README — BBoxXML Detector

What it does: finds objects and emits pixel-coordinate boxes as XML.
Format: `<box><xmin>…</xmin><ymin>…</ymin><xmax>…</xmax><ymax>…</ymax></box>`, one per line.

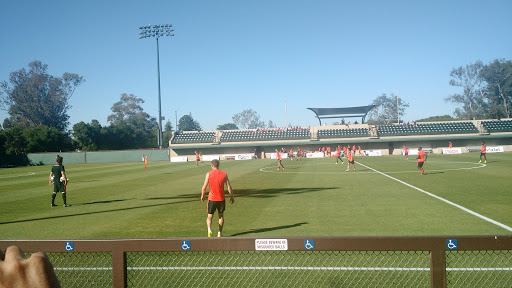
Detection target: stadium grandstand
<box><xmin>169</xmin><ymin>119</ymin><xmax>512</xmax><ymax>161</ymax></box>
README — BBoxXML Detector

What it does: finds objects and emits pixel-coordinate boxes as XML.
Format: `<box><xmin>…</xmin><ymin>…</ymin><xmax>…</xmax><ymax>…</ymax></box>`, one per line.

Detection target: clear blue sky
<box><xmin>1</xmin><ymin>0</ymin><xmax>511</xmax><ymax>131</ymax></box>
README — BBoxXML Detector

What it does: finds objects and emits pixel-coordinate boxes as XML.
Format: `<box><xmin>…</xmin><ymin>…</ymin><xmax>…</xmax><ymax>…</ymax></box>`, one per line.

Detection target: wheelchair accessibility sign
<box><xmin>447</xmin><ymin>239</ymin><xmax>458</xmax><ymax>250</ymax></box>
<box><xmin>65</xmin><ymin>242</ymin><xmax>74</xmax><ymax>251</ymax></box>
<box><xmin>304</xmin><ymin>240</ymin><xmax>315</xmax><ymax>250</ymax></box>
<box><xmin>181</xmin><ymin>240</ymin><xmax>191</xmax><ymax>251</ymax></box>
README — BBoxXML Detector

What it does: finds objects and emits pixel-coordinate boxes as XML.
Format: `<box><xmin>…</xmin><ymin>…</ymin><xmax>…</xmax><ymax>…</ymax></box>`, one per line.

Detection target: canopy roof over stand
<box><xmin>307</xmin><ymin>105</ymin><xmax>377</xmax><ymax>125</ymax></box>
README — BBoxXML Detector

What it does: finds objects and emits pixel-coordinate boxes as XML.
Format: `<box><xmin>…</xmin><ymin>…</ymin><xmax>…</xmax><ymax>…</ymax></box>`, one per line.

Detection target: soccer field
<box><xmin>1</xmin><ymin>152</ymin><xmax>512</xmax><ymax>239</ymax></box>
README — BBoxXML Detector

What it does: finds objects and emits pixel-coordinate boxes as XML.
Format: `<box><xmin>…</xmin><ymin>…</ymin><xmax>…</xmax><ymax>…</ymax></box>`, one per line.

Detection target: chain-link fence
<box><xmin>3</xmin><ymin>236</ymin><xmax>511</xmax><ymax>288</ymax></box>
<box><xmin>27</xmin><ymin>252</ymin><xmax>112</xmax><ymax>288</ymax></box>
<box><xmin>127</xmin><ymin>251</ymin><xmax>430</xmax><ymax>287</ymax></box>
<box><xmin>446</xmin><ymin>250</ymin><xmax>512</xmax><ymax>287</ymax></box>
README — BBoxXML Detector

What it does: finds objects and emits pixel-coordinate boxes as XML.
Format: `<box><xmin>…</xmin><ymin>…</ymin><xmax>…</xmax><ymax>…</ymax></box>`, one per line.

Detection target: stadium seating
<box><xmin>377</xmin><ymin>122</ymin><xmax>478</xmax><ymax>136</ymax></box>
<box><xmin>481</xmin><ymin>120</ymin><xmax>512</xmax><ymax>132</ymax></box>
<box><xmin>317</xmin><ymin>128</ymin><xmax>370</xmax><ymax>139</ymax></box>
<box><xmin>171</xmin><ymin>131</ymin><xmax>216</xmax><ymax>144</ymax></box>
<box><xmin>220</xmin><ymin>129</ymin><xmax>311</xmax><ymax>142</ymax></box>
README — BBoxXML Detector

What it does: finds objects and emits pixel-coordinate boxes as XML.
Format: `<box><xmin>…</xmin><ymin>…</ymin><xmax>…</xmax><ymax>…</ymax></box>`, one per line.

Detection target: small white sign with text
<box><xmin>255</xmin><ymin>239</ymin><xmax>288</xmax><ymax>250</ymax></box>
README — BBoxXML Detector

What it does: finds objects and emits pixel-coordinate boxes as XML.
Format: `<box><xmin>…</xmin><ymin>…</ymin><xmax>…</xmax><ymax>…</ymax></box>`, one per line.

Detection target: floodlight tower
<box><xmin>139</xmin><ymin>24</ymin><xmax>174</xmax><ymax>149</ymax></box>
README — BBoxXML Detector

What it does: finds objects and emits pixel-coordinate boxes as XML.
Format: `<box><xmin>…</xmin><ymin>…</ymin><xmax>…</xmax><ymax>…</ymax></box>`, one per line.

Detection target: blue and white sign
<box><xmin>304</xmin><ymin>240</ymin><xmax>315</xmax><ymax>250</ymax></box>
<box><xmin>447</xmin><ymin>239</ymin><xmax>458</xmax><ymax>250</ymax></box>
<box><xmin>181</xmin><ymin>240</ymin><xmax>191</xmax><ymax>251</ymax></box>
<box><xmin>65</xmin><ymin>242</ymin><xmax>74</xmax><ymax>251</ymax></box>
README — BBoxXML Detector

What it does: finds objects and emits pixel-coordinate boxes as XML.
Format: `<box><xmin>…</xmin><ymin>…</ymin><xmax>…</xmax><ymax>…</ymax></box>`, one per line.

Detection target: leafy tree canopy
<box><xmin>217</xmin><ymin>123</ymin><xmax>238</xmax><ymax>130</ymax></box>
<box><xmin>0</xmin><ymin>61</ymin><xmax>84</xmax><ymax>131</ymax></box>
<box><xmin>178</xmin><ymin>113</ymin><xmax>202</xmax><ymax>131</ymax></box>
<box><xmin>367</xmin><ymin>93</ymin><xmax>409</xmax><ymax>124</ymax></box>
<box><xmin>232</xmin><ymin>109</ymin><xmax>265</xmax><ymax>129</ymax></box>
<box><xmin>415</xmin><ymin>115</ymin><xmax>455</xmax><ymax>122</ymax></box>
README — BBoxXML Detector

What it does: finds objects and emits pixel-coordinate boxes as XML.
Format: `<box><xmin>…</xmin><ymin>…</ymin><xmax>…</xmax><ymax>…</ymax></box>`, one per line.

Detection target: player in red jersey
<box><xmin>346</xmin><ymin>149</ymin><xmax>356</xmax><ymax>172</ymax></box>
<box><xmin>276</xmin><ymin>149</ymin><xmax>285</xmax><ymax>170</ymax></box>
<box><xmin>416</xmin><ymin>147</ymin><xmax>428</xmax><ymax>175</ymax></box>
<box><xmin>479</xmin><ymin>142</ymin><xmax>487</xmax><ymax>163</ymax></box>
<box><xmin>195</xmin><ymin>151</ymin><xmax>200</xmax><ymax>167</ymax></box>
<box><xmin>201</xmin><ymin>159</ymin><xmax>234</xmax><ymax>237</ymax></box>
<box><xmin>403</xmin><ymin>145</ymin><xmax>409</xmax><ymax>160</ymax></box>
<box><xmin>358</xmin><ymin>145</ymin><xmax>362</xmax><ymax>156</ymax></box>
<box><xmin>335</xmin><ymin>145</ymin><xmax>344</xmax><ymax>164</ymax></box>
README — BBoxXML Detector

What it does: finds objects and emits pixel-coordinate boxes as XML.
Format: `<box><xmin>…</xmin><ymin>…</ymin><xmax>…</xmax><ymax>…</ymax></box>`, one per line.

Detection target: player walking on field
<box><xmin>275</xmin><ymin>149</ymin><xmax>285</xmax><ymax>170</ymax></box>
<box><xmin>335</xmin><ymin>145</ymin><xmax>344</xmax><ymax>164</ymax></box>
<box><xmin>346</xmin><ymin>149</ymin><xmax>356</xmax><ymax>172</ymax></box>
<box><xmin>479</xmin><ymin>142</ymin><xmax>487</xmax><ymax>163</ymax></box>
<box><xmin>201</xmin><ymin>159</ymin><xmax>234</xmax><ymax>237</ymax></box>
<box><xmin>417</xmin><ymin>147</ymin><xmax>427</xmax><ymax>175</ymax></box>
<box><xmin>49</xmin><ymin>156</ymin><xmax>69</xmax><ymax>207</ymax></box>
<box><xmin>195</xmin><ymin>151</ymin><xmax>200</xmax><ymax>166</ymax></box>
<box><xmin>403</xmin><ymin>145</ymin><xmax>409</xmax><ymax>160</ymax></box>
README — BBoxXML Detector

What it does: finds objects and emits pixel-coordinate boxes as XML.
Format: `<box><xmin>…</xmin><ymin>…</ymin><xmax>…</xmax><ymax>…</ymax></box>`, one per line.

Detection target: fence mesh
<box><xmin>43</xmin><ymin>252</ymin><xmax>112</xmax><ymax>287</ymax></box>
<box><xmin>126</xmin><ymin>250</ymin><xmax>430</xmax><ymax>287</ymax></box>
<box><xmin>446</xmin><ymin>250</ymin><xmax>512</xmax><ymax>288</ymax></box>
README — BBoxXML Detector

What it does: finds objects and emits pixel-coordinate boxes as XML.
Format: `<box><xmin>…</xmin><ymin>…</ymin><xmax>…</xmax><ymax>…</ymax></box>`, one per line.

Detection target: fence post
<box><xmin>430</xmin><ymin>248</ymin><xmax>446</xmax><ymax>288</ymax></box>
<box><xmin>112</xmin><ymin>249</ymin><xmax>127</xmax><ymax>288</ymax></box>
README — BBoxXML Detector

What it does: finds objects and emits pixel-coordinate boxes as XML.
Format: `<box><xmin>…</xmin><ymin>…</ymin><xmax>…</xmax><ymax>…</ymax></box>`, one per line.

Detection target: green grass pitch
<box><xmin>1</xmin><ymin>152</ymin><xmax>511</xmax><ymax>239</ymax></box>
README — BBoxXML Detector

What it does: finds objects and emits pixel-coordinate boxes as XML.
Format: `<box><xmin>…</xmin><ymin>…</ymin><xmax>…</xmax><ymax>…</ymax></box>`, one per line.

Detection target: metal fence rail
<box><xmin>1</xmin><ymin>236</ymin><xmax>511</xmax><ymax>288</ymax></box>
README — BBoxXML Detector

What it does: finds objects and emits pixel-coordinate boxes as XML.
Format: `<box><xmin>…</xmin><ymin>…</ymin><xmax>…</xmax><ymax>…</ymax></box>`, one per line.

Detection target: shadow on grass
<box><xmin>424</xmin><ymin>171</ymin><xmax>445</xmax><ymax>175</ymax></box>
<box><xmin>74</xmin><ymin>198</ymin><xmax>135</xmax><ymax>206</ymax></box>
<box><xmin>0</xmin><ymin>187</ymin><xmax>336</xmax><ymax>225</ymax></box>
<box><xmin>231</xmin><ymin>222</ymin><xmax>308</xmax><ymax>236</ymax></box>
<box><xmin>146</xmin><ymin>187</ymin><xmax>338</xmax><ymax>201</ymax></box>
<box><xmin>0</xmin><ymin>200</ymin><xmax>194</xmax><ymax>225</ymax></box>
<box><xmin>234</xmin><ymin>187</ymin><xmax>337</xmax><ymax>198</ymax></box>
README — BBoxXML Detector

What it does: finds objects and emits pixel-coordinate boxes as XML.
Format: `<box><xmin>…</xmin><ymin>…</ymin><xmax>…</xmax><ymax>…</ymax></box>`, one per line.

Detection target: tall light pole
<box><xmin>139</xmin><ymin>24</ymin><xmax>174</xmax><ymax>148</ymax></box>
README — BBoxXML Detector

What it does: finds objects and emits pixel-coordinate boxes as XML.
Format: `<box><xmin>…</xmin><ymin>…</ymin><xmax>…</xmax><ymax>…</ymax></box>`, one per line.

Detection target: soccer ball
<box><xmin>60</xmin><ymin>176</ymin><xmax>65</xmax><ymax>182</ymax></box>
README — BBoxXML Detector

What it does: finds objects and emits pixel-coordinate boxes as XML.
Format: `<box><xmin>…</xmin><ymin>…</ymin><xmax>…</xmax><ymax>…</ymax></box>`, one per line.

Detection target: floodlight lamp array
<box><xmin>139</xmin><ymin>24</ymin><xmax>174</xmax><ymax>39</ymax></box>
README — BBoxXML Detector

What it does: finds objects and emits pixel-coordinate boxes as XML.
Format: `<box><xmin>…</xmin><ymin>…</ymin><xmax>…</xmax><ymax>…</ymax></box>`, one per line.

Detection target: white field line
<box><xmin>259</xmin><ymin>161</ymin><xmax>485</xmax><ymax>174</ymax></box>
<box><xmin>356</xmin><ymin>162</ymin><xmax>512</xmax><ymax>233</ymax></box>
<box><xmin>54</xmin><ymin>266</ymin><xmax>512</xmax><ymax>271</ymax></box>
<box><xmin>0</xmin><ymin>172</ymin><xmax>35</xmax><ymax>179</ymax></box>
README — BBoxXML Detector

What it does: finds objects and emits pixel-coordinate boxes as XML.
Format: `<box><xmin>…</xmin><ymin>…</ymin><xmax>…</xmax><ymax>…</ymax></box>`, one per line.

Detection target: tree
<box><xmin>162</xmin><ymin>120</ymin><xmax>174</xmax><ymax>147</ymax></box>
<box><xmin>107</xmin><ymin>93</ymin><xmax>158</xmax><ymax>148</ymax></box>
<box><xmin>232</xmin><ymin>109</ymin><xmax>265</xmax><ymax>129</ymax></box>
<box><xmin>217</xmin><ymin>123</ymin><xmax>238</xmax><ymax>130</ymax></box>
<box><xmin>1</xmin><ymin>127</ymin><xmax>26</xmax><ymax>155</ymax></box>
<box><xmin>367</xmin><ymin>93</ymin><xmax>409</xmax><ymax>124</ymax></box>
<box><xmin>23</xmin><ymin>125</ymin><xmax>73</xmax><ymax>153</ymax></box>
<box><xmin>178</xmin><ymin>114</ymin><xmax>202</xmax><ymax>131</ymax></box>
<box><xmin>267</xmin><ymin>120</ymin><xmax>276</xmax><ymax>128</ymax></box>
<box><xmin>72</xmin><ymin>120</ymin><xmax>102</xmax><ymax>151</ymax></box>
<box><xmin>479</xmin><ymin>59</ymin><xmax>512</xmax><ymax>119</ymax></box>
<box><xmin>415</xmin><ymin>115</ymin><xmax>455</xmax><ymax>122</ymax></box>
<box><xmin>0</xmin><ymin>61</ymin><xmax>84</xmax><ymax>131</ymax></box>
<box><xmin>445</xmin><ymin>61</ymin><xmax>486</xmax><ymax>120</ymax></box>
